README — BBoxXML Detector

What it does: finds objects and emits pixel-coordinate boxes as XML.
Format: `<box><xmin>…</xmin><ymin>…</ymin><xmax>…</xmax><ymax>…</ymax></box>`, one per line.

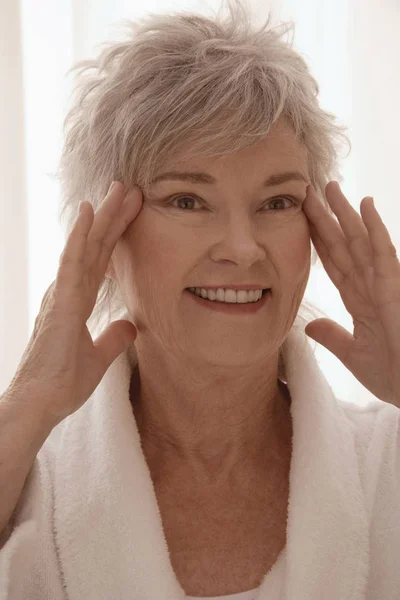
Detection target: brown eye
<box><xmin>168</xmin><ymin>195</ymin><xmax>203</xmax><ymax>210</ymax></box>
<box><xmin>264</xmin><ymin>196</ymin><xmax>297</xmax><ymax>211</ymax></box>
<box><xmin>164</xmin><ymin>195</ymin><xmax>298</xmax><ymax>212</ymax></box>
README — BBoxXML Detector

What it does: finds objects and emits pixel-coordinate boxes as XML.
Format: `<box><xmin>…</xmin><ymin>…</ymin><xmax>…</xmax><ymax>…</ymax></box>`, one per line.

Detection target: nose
<box><xmin>210</xmin><ymin>220</ymin><xmax>266</xmax><ymax>266</ymax></box>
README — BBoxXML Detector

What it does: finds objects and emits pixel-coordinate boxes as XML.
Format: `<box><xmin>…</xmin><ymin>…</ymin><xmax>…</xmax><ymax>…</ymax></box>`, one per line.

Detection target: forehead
<box><xmin>161</xmin><ymin>118</ymin><xmax>308</xmax><ymax>176</ymax></box>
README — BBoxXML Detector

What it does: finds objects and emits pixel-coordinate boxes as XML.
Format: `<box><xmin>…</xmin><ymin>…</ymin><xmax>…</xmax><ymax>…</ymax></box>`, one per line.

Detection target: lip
<box><xmin>186</xmin><ymin>285</ymin><xmax>269</xmax><ymax>291</ymax></box>
<box><xmin>184</xmin><ymin>288</ymin><xmax>271</xmax><ymax>314</ymax></box>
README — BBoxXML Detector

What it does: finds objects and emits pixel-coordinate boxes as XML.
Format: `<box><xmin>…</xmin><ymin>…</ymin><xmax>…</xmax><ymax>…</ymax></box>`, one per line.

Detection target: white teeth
<box><xmin>188</xmin><ymin>287</ymin><xmax>265</xmax><ymax>303</ymax></box>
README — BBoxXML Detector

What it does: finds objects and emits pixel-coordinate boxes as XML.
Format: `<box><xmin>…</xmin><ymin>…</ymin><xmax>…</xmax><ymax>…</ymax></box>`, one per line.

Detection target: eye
<box><xmin>262</xmin><ymin>196</ymin><xmax>298</xmax><ymax>211</ymax></box>
<box><xmin>166</xmin><ymin>195</ymin><xmax>298</xmax><ymax>211</ymax></box>
<box><xmin>168</xmin><ymin>195</ymin><xmax>204</xmax><ymax>211</ymax></box>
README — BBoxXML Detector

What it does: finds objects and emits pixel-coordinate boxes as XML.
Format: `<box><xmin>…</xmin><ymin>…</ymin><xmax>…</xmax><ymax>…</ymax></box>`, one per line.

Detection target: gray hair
<box><xmin>52</xmin><ymin>0</ymin><xmax>350</xmax><ymax>364</ymax></box>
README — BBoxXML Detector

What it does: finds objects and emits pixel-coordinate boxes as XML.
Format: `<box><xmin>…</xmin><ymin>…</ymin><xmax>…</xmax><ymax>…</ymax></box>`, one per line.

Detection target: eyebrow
<box><xmin>149</xmin><ymin>170</ymin><xmax>308</xmax><ymax>187</ymax></box>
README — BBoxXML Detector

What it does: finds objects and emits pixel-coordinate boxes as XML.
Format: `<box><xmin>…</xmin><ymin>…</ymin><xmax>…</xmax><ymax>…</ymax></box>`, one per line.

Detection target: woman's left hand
<box><xmin>302</xmin><ymin>181</ymin><xmax>400</xmax><ymax>407</ymax></box>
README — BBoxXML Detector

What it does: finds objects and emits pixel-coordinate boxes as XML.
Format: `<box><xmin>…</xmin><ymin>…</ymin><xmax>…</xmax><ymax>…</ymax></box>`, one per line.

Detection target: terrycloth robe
<box><xmin>1</xmin><ymin>310</ymin><xmax>400</xmax><ymax>599</ymax></box>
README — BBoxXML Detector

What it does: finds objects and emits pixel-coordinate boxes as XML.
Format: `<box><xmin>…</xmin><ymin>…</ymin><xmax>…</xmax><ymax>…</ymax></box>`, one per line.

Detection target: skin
<box><xmin>107</xmin><ymin>117</ymin><xmax>311</xmax><ymax>491</ymax></box>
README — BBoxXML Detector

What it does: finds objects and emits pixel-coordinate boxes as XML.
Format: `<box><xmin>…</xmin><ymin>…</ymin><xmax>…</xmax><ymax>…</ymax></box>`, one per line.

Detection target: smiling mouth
<box><xmin>185</xmin><ymin>287</ymin><xmax>270</xmax><ymax>293</ymax></box>
<box><xmin>185</xmin><ymin>288</ymin><xmax>270</xmax><ymax>302</ymax></box>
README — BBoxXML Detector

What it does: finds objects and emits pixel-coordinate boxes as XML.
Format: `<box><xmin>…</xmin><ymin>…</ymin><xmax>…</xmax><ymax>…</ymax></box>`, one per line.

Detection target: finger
<box><xmin>305</xmin><ymin>186</ymin><xmax>385</xmax><ymax>308</ymax></box>
<box><xmin>360</xmin><ymin>197</ymin><xmax>400</xmax><ymax>282</ymax></box>
<box><xmin>56</xmin><ymin>200</ymin><xmax>95</xmax><ymax>293</ymax></box>
<box><xmin>86</xmin><ymin>184</ymin><xmax>142</xmax><ymax>276</ymax></box>
<box><xmin>308</xmin><ymin>221</ymin><xmax>343</xmax><ymax>288</ymax></box>
<box><xmin>360</xmin><ymin>201</ymin><xmax>400</xmax><ymax>359</ymax></box>
<box><xmin>94</xmin><ymin>185</ymin><xmax>143</xmax><ymax>275</ymax></box>
<box><xmin>33</xmin><ymin>281</ymin><xmax>57</xmax><ymax>335</ymax></box>
<box><xmin>40</xmin><ymin>281</ymin><xmax>56</xmax><ymax>308</ymax></box>
<box><xmin>324</xmin><ymin>182</ymin><xmax>374</xmax><ymax>270</ymax></box>
<box><xmin>303</xmin><ymin>185</ymin><xmax>353</xmax><ymax>276</ymax></box>
<box><xmin>85</xmin><ymin>182</ymin><xmax>126</xmax><ymax>268</ymax></box>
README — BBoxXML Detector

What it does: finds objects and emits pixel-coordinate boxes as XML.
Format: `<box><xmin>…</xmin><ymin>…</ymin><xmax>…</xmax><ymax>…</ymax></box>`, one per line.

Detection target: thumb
<box><xmin>305</xmin><ymin>318</ymin><xmax>353</xmax><ymax>366</ymax></box>
<box><xmin>94</xmin><ymin>319</ymin><xmax>138</xmax><ymax>370</ymax></box>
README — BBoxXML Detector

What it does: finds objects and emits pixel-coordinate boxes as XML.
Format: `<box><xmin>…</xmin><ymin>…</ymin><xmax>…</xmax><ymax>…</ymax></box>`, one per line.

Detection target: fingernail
<box><xmin>108</xmin><ymin>181</ymin><xmax>118</xmax><ymax>194</ymax></box>
<box><xmin>333</xmin><ymin>181</ymin><xmax>341</xmax><ymax>191</ymax></box>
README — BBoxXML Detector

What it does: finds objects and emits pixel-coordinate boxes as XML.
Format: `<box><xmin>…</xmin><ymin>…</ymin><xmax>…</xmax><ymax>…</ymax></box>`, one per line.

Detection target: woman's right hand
<box><xmin>6</xmin><ymin>181</ymin><xmax>142</xmax><ymax>428</ymax></box>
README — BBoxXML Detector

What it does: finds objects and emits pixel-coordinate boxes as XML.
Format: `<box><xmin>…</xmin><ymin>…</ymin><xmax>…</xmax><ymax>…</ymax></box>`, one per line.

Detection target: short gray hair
<box><xmin>53</xmin><ymin>0</ymin><xmax>350</xmax><ymax>345</ymax></box>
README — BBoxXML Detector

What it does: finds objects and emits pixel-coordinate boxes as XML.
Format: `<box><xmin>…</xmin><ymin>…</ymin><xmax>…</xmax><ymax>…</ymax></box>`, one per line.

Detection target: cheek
<box><xmin>291</xmin><ymin>226</ymin><xmax>312</xmax><ymax>296</ymax></box>
<box><xmin>274</xmin><ymin>220</ymin><xmax>311</xmax><ymax>295</ymax></box>
<box><xmin>277</xmin><ymin>216</ymin><xmax>310</xmax><ymax>259</ymax></box>
<box><xmin>123</xmin><ymin>211</ymin><xmax>195</xmax><ymax>281</ymax></box>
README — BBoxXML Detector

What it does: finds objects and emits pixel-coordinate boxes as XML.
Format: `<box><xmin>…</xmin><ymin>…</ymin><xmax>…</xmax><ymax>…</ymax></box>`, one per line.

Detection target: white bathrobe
<box><xmin>1</xmin><ymin>310</ymin><xmax>400</xmax><ymax>600</ymax></box>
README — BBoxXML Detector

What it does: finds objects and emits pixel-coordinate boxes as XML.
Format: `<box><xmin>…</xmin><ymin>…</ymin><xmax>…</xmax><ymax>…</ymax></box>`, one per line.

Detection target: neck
<box><xmin>130</xmin><ymin>365</ymin><xmax>292</xmax><ymax>488</ymax></box>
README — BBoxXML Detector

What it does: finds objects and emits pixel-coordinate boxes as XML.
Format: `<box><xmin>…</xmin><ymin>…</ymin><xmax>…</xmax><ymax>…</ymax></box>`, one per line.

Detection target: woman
<box><xmin>1</xmin><ymin>1</ymin><xmax>400</xmax><ymax>599</ymax></box>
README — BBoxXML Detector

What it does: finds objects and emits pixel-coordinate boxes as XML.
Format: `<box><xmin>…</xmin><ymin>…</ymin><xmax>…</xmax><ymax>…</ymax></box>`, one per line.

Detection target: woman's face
<box><xmin>109</xmin><ymin>119</ymin><xmax>312</xmax><ymax>367</ymax></box>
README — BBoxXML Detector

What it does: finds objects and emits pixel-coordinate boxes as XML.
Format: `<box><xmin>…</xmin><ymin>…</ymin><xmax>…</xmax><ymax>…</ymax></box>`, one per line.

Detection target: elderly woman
<box><xmin>1</xmin><ymin>1</ymin><xmax>400</xmax><ymax>599</ymax></box>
